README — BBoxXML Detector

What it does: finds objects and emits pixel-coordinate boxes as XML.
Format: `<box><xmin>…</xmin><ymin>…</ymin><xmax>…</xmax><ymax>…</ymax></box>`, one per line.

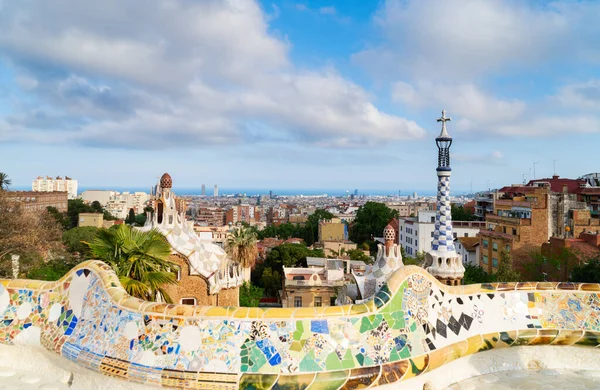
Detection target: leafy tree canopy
<box><xmin>346</xmin><ymin>249</ymin><xmax>373</xmax><ymax>264</ymax></box>
<box><xmin>62</xmin><ymin>226</ymin><xmax>100</xmax><ymax>257</ymax></box>
<box><xmin>451</xmin><ymin>204</ymin><xmax>477</xmax><ymax>222</ymax></box>
<box><xmin>570</xmin><ymin>255</ymin><xmax>600</xmax><ymax>283</ymax></box>
<box><xmin>463</xmin><ymin>264</ymin><xmax>496</xmax><ymax>285</ymax></box>
<box><xmin>239</xmin><ymin>281</ymin><xmax>264</xmax><ymax>307</ymax></box>
<box><xmin>495</xmin><ymin>250</ymin><xmax>521</xmax><ymax>283</ymax></box>
<box><xmin>349</xmin><ymin>202</ymin><xmax>399</xmax><ymax>246</ymax></box>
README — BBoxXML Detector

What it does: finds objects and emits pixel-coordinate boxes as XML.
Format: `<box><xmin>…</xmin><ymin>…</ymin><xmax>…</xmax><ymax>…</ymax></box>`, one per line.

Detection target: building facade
<box><xmin>399</xmin><ymin>210</ymin><xmax>484</xmax><ymax>257</ymax></box>
<box><xmin>8</xmin><ymin>191</ymin><xmax>68</xmax><ymax>213</ymax></box>
<box><xmin>78</xmin><ymin>213</ymin><xmax>104</xmax><ymax>228</ymax></box>
<box><xmin>281</xmin><ymin>267</ymin><xmax>345</xmax><ymax>308</ymax></box>
<box><xmin>32</xmin><ymin>176</ymin><xmax>78</xmax><ymax>200</ymax></box>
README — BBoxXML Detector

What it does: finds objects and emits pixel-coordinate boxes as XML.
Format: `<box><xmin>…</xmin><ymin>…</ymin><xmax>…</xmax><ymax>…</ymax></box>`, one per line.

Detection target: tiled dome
<box><xmin>160</xmin><ymin>173</ymin><xmax>173</xmax><ymax>189</ymax></box>
<box><xmin>383</xmin><ymin>224</ymin><xmax>395</xmax><ymax>241</ymax></box>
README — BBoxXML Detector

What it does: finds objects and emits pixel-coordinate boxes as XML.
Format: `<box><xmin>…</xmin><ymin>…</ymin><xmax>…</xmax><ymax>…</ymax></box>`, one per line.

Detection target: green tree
<box><xmin>103</xmin><ymin>210</ymin><xmax>118</xmax><ymax>221</ymax></box>
<box><xmin>495</xmin><ymin>250</ymin><xmax>521</xmax><ymax>282</ymax></box>
<box><xmin>451</xmin><ymin>204</ymin><xmax>476</xmax><ymax>221</ymax></box>
<box><xmin>27</xmin><ymin>254</ymin><xmax>83</xmax><ymax>281</ymax></box>
<box><xmin>239</xmin><ymin>281</ymin><xmax>264</xmax><ymax>307</ymax></box>
<box><xmin>134</xmin><ymin>213</ymin><xmax>147</xmax><ymax>226</ymax></box>
<box><xmin>349</xmin><ymin>202</ymin><xmax>399</xmax><ymax>247</ymax></box>
<box><xmin>522</xmin><ymin>248</ymin><xmax>579</xmax><ymax>282</ymax></box>
<box><xmin>259</xmin><ymin>267</ymin><xmax>282</xmax><ymax>297</ymax></box>
<box><xmin>85</xmin><ymin>224</ymin><xmax>176</xmax><ymax>302</ymax></box>
<box><xmin>403</xmin><ymin>251</ymin><xmax>425</xmax><ymax>266</ymax></box>
<box><xmin>46</xmin><ymin>206</ymin><xmax>70</xmax><ymax>230</ymax></box>
<box><xmin>225</xmin><ymin>227</ymin><xmax>258</xmax><ymax>281</ymax></box>
<box><xmin>67</xmin><ymin>199</ymin><xmax>96</xmax><ymax>229</ymax></box>
<box><xmin>570</xmin><ymin>255</ymin><xmax>600</xmax><ymax>283</ymax></box>
<box><xmin>346</xmin><ymin>249</ymin><xmax>373</xmax><ymax>264</ymax></box>
<box><xmin>62</xmin><ymin>226</ymin><xmax>100</xmax><ymax>257</ymax></box>
<box><xmin>0</xmin><ymin>172</ymin><xmax>11</xmax><ymax>191</ymax></box>
<box><xmin>91</xmin><ymin>201</ymin><xmax>103</xmax><ymax>213</ymax></box>
<box><xmin>463</xmin><ymin>264</ymin><xmax>496</xmax><ymax>285</ymax></box>
<box><xmin>125</xmin><ymin>208</ymin><xmax>136</xmax><ymax>224</ymax></box>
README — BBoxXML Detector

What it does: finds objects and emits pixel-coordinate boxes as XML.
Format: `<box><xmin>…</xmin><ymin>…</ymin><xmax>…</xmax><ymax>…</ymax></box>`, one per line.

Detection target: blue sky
<box><xmin>1</xmin><ymin>0</ymin><xmax>600</xmax><ymax>194</ymax></box>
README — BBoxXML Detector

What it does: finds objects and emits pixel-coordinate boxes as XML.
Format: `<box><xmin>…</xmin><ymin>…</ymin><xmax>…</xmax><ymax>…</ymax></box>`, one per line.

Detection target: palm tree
<box><xmin>86</xmin><ymin>224</ymin><xmax>177</xmax><ymax>302</ymax></box>
<box><xmin>0</xmin><ymin>173</ymin><xmax>11</xmax><ymax>191</ymax></box>
<box><xmin>225</xmin><ymin>226</ymin><xmax>258</xmax><ymax>281</ymax></box>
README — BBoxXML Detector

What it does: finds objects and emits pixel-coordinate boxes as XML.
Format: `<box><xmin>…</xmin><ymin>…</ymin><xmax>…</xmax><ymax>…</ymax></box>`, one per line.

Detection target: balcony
<box><xmin>486</xmin><ymin>214</ymin><xmax>531</xmax><ymax>226</ymax></box>
<box><xmin>284</xmin><ymin>279</ymin><xmax>345</xmax><ymax>288</ymax></box>
<box><xmin>495</xmin><ymin>199</ymin><xmax>532</xmax><ymax>208</ymax></box>
<box><xmin>452</xmin><ymin>221</ymin><xmax>486</xmax><ymax>227</ymax></box>
<box><xmin>479</xmin><ymin>229</ymin><xmax>517</xmax><ymax>241</ymax></box>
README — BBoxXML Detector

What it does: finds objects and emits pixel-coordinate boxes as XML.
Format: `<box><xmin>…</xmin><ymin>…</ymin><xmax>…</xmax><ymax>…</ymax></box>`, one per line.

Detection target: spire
<box><xmin>436</xmin><ymin>109</ymin><xmax>452</xmax><ymax>139</ymax></box>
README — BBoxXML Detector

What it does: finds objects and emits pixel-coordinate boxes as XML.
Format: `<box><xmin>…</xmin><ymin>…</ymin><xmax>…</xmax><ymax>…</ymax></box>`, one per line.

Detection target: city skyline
<box><xmin>1</xmin><ymin>0</ymin><xmax>600</xmax><ymax>190</ymax></box>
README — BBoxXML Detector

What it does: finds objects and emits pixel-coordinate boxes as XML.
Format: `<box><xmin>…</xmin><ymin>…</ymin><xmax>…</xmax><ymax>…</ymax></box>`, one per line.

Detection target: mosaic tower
<box><xmin>426</xmin><ymin>110</ymin><xmax>465</xmax><ymax>286</ymax></box>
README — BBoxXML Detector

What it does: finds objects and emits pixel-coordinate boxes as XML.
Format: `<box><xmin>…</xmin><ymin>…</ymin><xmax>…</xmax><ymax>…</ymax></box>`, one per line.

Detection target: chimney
<box><xmin>553</xmin><ymin>175</ymin><xmax>559</xmax><ymax>180</ymax></box>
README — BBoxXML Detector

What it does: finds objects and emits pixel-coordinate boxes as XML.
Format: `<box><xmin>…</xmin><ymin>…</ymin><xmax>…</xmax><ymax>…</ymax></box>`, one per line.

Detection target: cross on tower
<box><xmin>437</xmin><ymin>109</ymin><xmax>451</xmax><ymax>136</ymax></box>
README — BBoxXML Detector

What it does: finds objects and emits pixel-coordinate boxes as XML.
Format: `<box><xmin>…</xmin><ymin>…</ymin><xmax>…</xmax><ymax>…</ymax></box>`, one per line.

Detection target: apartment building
<box><xmin>32</xmin><ymin>176</ymin><xmax>78</xmax><ymax>200</ymax></box>
<box><xmin>225</xmin><ymin>204</ymin><xmax>260</xmax><ymax>225</ymax></box>
<box><xmin>398</xmin><ymin>210</ymin><xmax>485</xmax><ymax>257</ymax></box>
<box><xmin>195</xmin><ymin>207</ymin><xmax>226</xmax><ymax>227</ymax></box>
<box><xmin>7</xmin><ymin>191</ymin><xmax>68</xmax><ymax>213</ymax></box>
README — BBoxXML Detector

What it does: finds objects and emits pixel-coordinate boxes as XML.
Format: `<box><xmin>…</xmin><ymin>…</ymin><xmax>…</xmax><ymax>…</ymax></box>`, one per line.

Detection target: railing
<box><xmin>479</xmin><ymin>229</ymin><xmax>518</xmax><ymax>241</ymax></box>
<box><xmin>452</xmin><ymin>221</ymin><xmax>486</xmax><ymax>227</ymax></box>
<box><xmin>495</xmin><ymin>199</ymin><xmax>531</xmax><ymax>208</ymax></box>
<box><xmin>486</xmin><ymin>214</ymin><xmax>531</xmax><ymax>226</ymax></box>
<box><xmin>284</xmin><ymin>279</ymin><xmax>345</xmax><ymax>287</ymax></box>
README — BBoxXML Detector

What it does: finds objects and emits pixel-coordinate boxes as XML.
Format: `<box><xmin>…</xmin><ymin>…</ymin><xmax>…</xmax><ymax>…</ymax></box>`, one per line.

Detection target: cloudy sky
<box><xmin>1</xmin><ymin>0</ymin><xmax>600</xmax><ymax>193</ymax></box>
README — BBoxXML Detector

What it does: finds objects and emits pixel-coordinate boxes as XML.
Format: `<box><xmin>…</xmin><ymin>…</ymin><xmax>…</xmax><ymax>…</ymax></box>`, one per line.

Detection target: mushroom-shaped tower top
<box><xmin>383</xmin><ymin>224</ymin><xmax>395</xmax><ymax>242</ymax></box>
<box><xmin>160</xmin><ymin>173</ymin><xmax>173</xmax><ymax>189</ymax></box>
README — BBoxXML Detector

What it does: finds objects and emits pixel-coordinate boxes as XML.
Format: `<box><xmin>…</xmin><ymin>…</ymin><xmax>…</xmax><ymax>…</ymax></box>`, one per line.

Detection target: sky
<box><xmin>1</xmin><ymin>0</ymin><xmax>600</xmax><ymax>194</ymax></box>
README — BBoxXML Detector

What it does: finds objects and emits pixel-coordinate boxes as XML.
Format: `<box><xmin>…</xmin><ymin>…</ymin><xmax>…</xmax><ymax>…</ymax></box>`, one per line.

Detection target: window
<box><xmin>492</xmin><ymin>242</ymin><xmax>498</xmax><ymax>252</ymax></box>
<box><xmin>415</xmin><ymin>231</ymin><xmax>418</xmax><ymax>236</ymax></box>
<box><xmin>431</xmin><ymin>216</ymin><xmax>435</xmax><ymax>223</ymax></box>
<box><xmin>483</xmin><ymin>239</ymin><xmax>489</xmax><ymax>249</ymax></box>
<box><xmin>453</xmin><ymin>232</ymin><xmax>457</xmax><ymax>239</ymax></box>
<box><xmin>294</xmin><ymin>297</ymin><xmax>302</xmax><ymax>307</ymax></box>
<box><xmin>314</xmin><ymin>296</ymin><xmax>322</xmax><ymax>307</ymax></box>
<box><xmin>431</xmin><ymin>232</ymin><xmax>434</xmax><ymax>237</ymax></box>
<box><xmin>505</xmin><ymin>245</ymin><xmax>511</xmax><ymax>253</ymax></box>
<box><xmin>181</xmin><ymin>298</ymin><xmax>196</xmax><ymax>305</ymax></box>
<box><xmin>174</xmin><ymin>266</ymin><xmax>181</xmax><ymax>281</ymax></box>
<box><xmin>492</xmin><ymin>258</ymin><xmax>498</xmax><ymax>267</ymax></box>
<box><xmin>483</xmin><ymin>255</ymin><xmax>489</xmax><ymax>264</ymax></box>
<box><xmin>464</xmin><ymin>233</ymin><xmax>468</xmax><ymax>237</ymax></box>
<box><xmin>512</xmin><ymin>228</ymin><xmax>517</xmax><ymax>235</ymax></box>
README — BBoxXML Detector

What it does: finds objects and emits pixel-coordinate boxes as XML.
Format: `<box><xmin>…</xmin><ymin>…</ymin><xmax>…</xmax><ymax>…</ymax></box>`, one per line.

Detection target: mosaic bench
<box><xmin>1</xmin><ymin>260</ymin><xmax>599</xmax><ymax>389</ymax></box>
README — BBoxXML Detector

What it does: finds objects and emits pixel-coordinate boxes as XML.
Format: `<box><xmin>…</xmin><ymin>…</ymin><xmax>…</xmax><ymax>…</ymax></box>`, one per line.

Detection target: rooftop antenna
<box><xmin>533</xmin><ymin>162</ymin><xmax>539</xmax><ymax>180</ymax></box>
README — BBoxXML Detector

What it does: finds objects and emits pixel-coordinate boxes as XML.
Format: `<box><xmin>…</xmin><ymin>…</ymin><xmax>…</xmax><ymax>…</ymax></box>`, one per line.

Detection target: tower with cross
<box><xmin>425</xmin><ymin>110</ymin><xmax>465</xmax><ymax>286</ymax></box>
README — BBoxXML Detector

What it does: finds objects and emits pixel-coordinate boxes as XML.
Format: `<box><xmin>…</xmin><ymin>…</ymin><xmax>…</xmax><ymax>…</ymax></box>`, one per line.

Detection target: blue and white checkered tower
<box><xmin>426</xmin><ymin>110</ymin><xmax>465</xmax><ymax>286</ymax></box>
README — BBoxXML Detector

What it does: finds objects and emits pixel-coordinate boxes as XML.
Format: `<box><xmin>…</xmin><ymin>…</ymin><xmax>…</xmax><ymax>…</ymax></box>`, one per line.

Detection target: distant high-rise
<box><xmin>32</xmin><ymin>175</ymin><xmax>78</xmax><ymax>200</ymax></box>
<box><xmin>269</xmin><ymin>190</ymin><xmax>273</xmax><ymax>199</ymax></box>
<box><xmin>214</xmin><ymin>185</ymin><xmax>219</xmax><ymax>197</ymax></box>
<box><xmin>201</xmin><ymin>184</ymin><xmax>206</xmax><ymax>196</ymax></box>
<box><xmin>353</xmin><ymin>189</ymin><xmax>358</xmax><ymax>196</ymax></box>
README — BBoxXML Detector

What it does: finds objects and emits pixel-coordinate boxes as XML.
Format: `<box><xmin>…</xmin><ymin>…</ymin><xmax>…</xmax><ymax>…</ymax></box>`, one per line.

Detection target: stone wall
<box><xmin>1</xmin><ymin>261</ymin><xmax>600</xmax><ymax>389</ymax></box>
<box><xmin>163</xmin><ymin>254</ymin><xmax>239</xmax><ymax>306</ymax></box>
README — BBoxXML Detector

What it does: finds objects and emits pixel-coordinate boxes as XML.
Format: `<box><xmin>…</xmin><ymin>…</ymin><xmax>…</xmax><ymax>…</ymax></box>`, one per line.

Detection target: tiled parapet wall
<box><xmin>1</xmin><ymin>261</ymin><xmax>600</xmax><ymax>389</ymax></box>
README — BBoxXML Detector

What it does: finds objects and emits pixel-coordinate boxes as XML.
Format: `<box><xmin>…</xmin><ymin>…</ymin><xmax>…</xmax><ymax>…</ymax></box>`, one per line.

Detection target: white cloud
<box><xmin>354</xmin><ymin>0</ymin><xmax>600</xmax><ymax>80</ymax></box>
<box><xmin>555</xmin><ymin>80</ymin><xmax>600</xmax><ymax>110</ymax></box>
<box><xmin>319</xmin><ymin>6</ymin><xmax>336</xmax><ymax>15</ymax></box>
<box><xmin>392</xmin><ymin>81</ymin><xmax>526</xmax><ymax>124</ymax></box>
<box><xmin>0</xmin><ymin>0</ymin><xmax>424</xmax><ymax>149</ymax></box>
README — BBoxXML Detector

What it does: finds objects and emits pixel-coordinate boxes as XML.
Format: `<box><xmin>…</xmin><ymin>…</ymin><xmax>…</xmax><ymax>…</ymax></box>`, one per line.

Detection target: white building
<box><xmin>104</xmin><ymin>191</ymin><xmax>149</xmax><ymax>219</ymax></box>
<box><xmin>455</xmin><ymin>237</ymin><xmax>480</xmax><ymax>266</ymax></box>
<box><xmin>81</xmin><ymin>190</ymin><xmax>115</xmax><ymax>206</ymax></box>
<box><xmin>32</xmin><ymin>176</ymin><xmax>78</xmax><ymax>200</ymax></box>
<box><xmin>399</xmin><ymin>210</ymin><xmax>485</xmax><ymax>257</ymax></box>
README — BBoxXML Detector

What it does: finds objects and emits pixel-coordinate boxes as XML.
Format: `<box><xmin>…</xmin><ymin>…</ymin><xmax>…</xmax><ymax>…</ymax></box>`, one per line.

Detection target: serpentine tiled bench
<box><xmin>1</xmin><ymin>260</ymin><xmax>599</xmax><ymax>389</ymax></box>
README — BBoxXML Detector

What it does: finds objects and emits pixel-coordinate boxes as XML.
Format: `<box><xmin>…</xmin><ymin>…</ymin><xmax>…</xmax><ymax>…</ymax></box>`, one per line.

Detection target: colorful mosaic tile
<box><xmin>1</xmin><ymin>261</ymin><xmax>600</xmax><ymax>388</ymax></box>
